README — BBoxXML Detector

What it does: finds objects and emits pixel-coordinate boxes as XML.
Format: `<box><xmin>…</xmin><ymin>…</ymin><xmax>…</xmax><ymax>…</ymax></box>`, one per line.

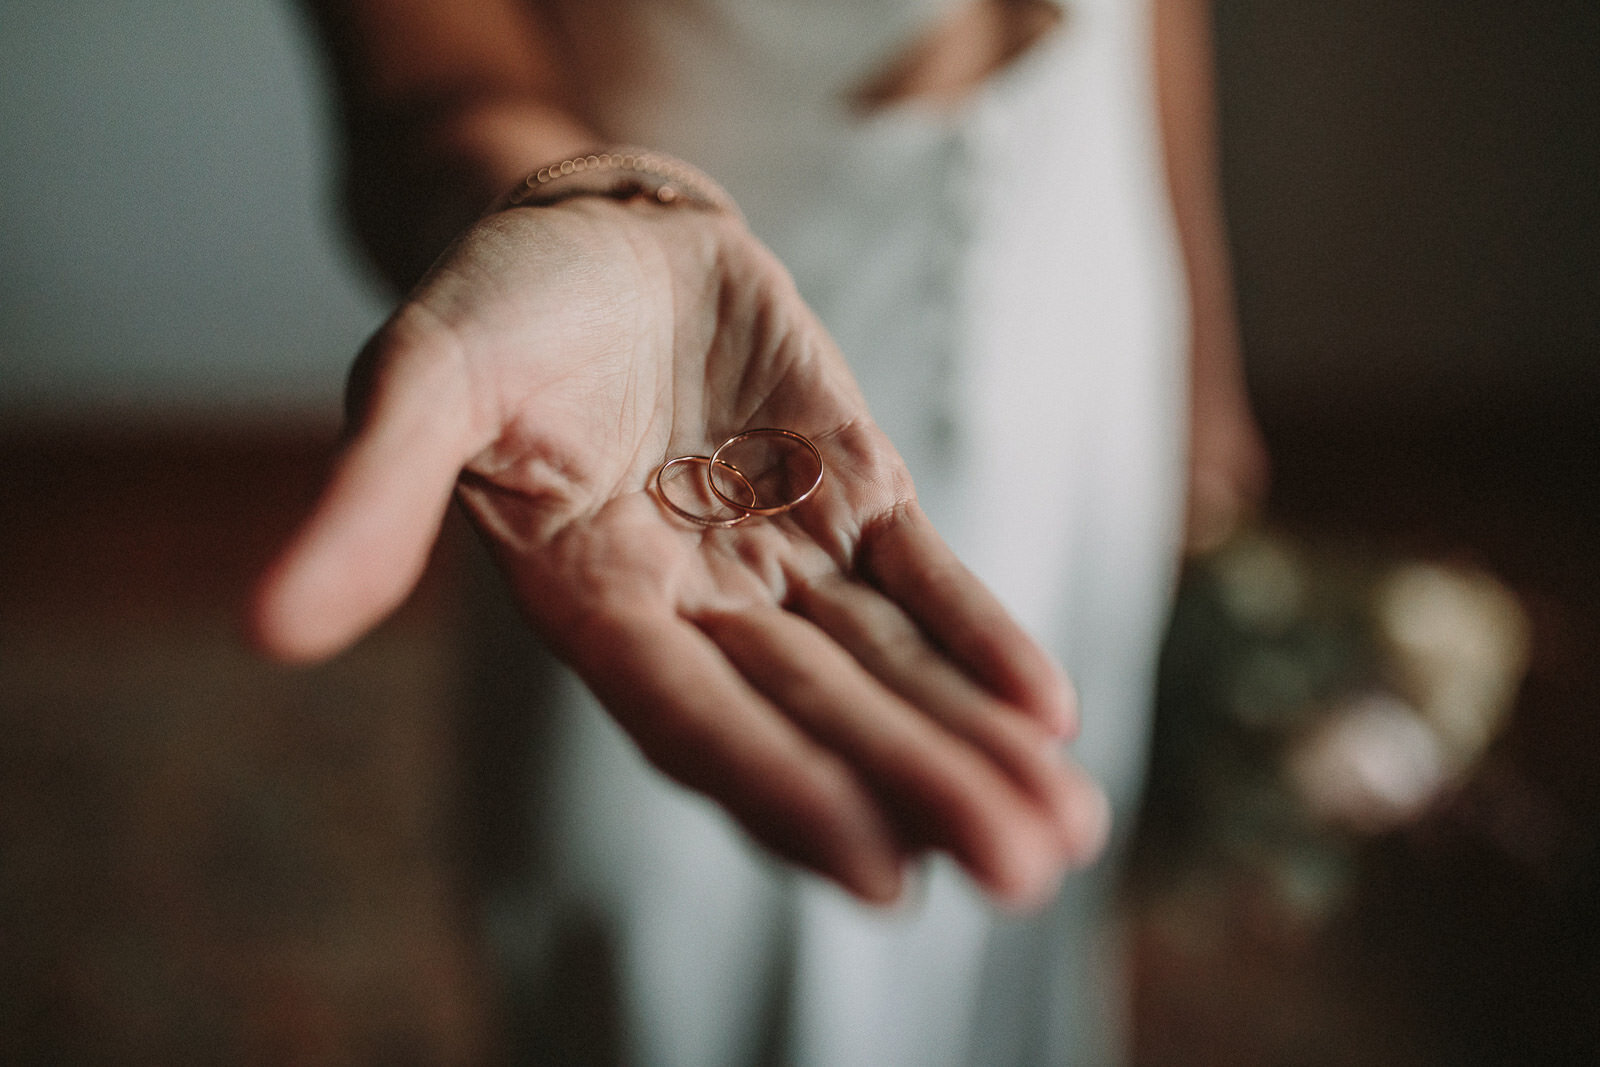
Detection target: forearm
<box><xmin>299</xmin><ymin>0</ymin><xmax>598</xmax><ymax>289</ymax></box>
<box><xmin>1153</xmin><ymin>0</ymin><xmax>1243</xmax><ymax>393</ymax></box>
<box><xmin>1155</xmin><ymin>0</ymin><xmax>1269</xmax><ymax>548</ymax></box>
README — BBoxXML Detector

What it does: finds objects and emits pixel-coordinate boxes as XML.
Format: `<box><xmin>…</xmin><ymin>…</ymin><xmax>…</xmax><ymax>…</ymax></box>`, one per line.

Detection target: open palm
<box><xmin>252</xmin><ymin>199</ymin><xmax>1108</xmax><ymax>907</ymax></box>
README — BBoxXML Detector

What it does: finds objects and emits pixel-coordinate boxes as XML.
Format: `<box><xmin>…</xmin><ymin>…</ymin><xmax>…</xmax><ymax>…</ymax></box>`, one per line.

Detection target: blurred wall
<box><xmin>0</xmin><ymin>0</ymin><xmax>381</xmax><ymax>422</ymax></box>
<box><xmin>1216</xmin><ymin>0</ymin><xmax>1600</xmax><ymax>426</ymax></box>
<box><xmin>2</xmin><ymin>1</ymin><xmax>1595</xmax><ymax>426</ymax></box>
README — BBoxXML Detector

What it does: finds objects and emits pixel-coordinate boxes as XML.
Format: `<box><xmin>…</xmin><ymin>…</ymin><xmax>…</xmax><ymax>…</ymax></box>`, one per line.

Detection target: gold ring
<box><xmin>654</xmin><ymin>455</ymin><xmax>756</xmax><ymax>528</ymax></box>
<box><xmin>708</xmin><ymin>428</ymin><xmax>825</xmax><ymax>517</ymax></box>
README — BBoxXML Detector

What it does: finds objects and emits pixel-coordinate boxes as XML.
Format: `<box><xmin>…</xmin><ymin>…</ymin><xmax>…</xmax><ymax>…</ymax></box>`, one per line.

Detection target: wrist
<box><xmin>428</xmin><ymin>99</ymin><xmax>600</xmax><ymax>207</ymax></box>
<box><xmin>343</xmin><ymin>97</ymin><xmax>602</xmax><ymax>291</ymax></box>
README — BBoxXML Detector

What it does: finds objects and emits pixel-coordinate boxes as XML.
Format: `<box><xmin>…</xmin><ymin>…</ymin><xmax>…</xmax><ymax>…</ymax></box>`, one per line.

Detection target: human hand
<box><xmin>1185</xmin><ymin>352</ymin><xmax>1271</xmax><ymax>556</ymax></box>
<box><xmin>251</xmin><ymin>198</ymin><xmax>1109</xmax><ymax>908</ymax></box>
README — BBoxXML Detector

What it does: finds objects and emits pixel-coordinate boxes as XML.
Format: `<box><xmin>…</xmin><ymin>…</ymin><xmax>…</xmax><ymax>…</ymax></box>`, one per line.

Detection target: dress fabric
<box><xmin>491</xmin><ymin>1</ymin><xmax>1189</xmax><ymax>1063</ymax></box>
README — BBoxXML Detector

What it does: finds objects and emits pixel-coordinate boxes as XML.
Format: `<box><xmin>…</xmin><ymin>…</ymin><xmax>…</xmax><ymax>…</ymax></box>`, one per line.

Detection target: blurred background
<box><xmin>2</xmin><ymin>1</ymin><xmax>1597</xmax><ymax>1062</ymax></box>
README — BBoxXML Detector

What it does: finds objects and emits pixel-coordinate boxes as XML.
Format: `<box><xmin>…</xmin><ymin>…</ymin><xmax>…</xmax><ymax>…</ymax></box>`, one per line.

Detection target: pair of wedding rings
<box><xmin>654</xmin><ymin>428</ymin><xmax>825</xmax><ymax>528</ymax></box>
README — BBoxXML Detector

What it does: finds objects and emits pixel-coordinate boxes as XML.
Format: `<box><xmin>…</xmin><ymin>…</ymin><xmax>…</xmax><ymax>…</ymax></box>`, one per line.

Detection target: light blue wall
<box><xmin>0</xmin><ymin>1</ymin><xmax>384</xmax><ymax>421</ymax></box>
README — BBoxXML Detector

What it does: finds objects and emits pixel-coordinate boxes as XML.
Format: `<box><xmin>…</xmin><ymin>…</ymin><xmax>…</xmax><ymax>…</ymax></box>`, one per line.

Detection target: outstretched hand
<box><xmin>251</xmin><ymin>198</ymin><xmax>1109</xmax><ymax>908</ymax></box>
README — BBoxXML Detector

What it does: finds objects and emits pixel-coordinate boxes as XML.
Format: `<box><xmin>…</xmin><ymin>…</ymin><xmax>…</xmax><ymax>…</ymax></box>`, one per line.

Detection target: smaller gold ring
<box><xmin>708</xmin><ymin>428</ymin><xmax>825</xmax><ymax>517</ymax></box>
<box><xmin>654</xmin><ymin>455</ymin><xmax>756</xmax><ymax>528</ymax></box>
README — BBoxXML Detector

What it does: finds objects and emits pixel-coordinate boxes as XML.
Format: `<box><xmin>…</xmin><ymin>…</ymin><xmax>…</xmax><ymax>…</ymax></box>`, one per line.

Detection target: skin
<box><xmin>255</xmin><ymin>0</ymin><xmax>1261</xmax><ymax>908</ymax></box>
<box><xmin>1154</xmin><ymin>0</ymin><xmax>1272</xmax><ymax>554</ymax></box>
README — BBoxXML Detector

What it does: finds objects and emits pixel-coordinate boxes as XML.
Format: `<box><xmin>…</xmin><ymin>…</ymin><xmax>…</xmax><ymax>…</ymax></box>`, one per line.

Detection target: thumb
<box><xmin>249</xmin><ymin>324</ymin><xmax>482</xmax><ymax>662</ymax></box>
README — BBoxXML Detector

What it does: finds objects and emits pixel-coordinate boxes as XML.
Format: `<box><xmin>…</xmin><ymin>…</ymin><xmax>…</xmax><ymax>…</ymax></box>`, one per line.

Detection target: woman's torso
<box><xmin>501</xmin><ymin>4</ymin><xmax>1190</xmax><ymax>1063</ymax></box>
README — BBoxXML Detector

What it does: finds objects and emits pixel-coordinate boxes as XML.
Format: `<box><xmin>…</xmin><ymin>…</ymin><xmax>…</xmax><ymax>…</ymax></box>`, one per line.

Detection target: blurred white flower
<box><xmin>1377</xmin><ymin>563</ymin><xmax>1529</xmax><ymax>764</ymax></box>
<box><xmin>1289</xmin><ymin>693</ymin><xmax>1447</xmax><ymax>833</ymax></box>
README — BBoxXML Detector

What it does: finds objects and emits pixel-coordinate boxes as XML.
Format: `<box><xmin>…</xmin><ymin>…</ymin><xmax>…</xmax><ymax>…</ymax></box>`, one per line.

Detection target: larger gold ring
<box><xmin>708</xmin><ymin>428</ymin><xmax>825</xmax><ymax>517</ymax></box>
<box><xmin>654</xmin><ymin>455</ymin><xmax>756</xmax><ymax>528</ymax></box>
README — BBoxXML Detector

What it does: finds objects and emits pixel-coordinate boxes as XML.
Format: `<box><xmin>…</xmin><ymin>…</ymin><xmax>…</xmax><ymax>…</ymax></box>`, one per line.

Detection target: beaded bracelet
<box><xmin>497</xmin><ymin>148</ymin><xmax>738</xmax><ymax>215</ymax></box>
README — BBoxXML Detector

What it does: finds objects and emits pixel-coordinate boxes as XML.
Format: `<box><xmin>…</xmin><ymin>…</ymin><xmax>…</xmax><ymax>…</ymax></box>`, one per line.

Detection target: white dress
<box><xmin>489</xmin><ymin>1</ymin><xmax>1189</xmax><ymax>1063</ymax></box>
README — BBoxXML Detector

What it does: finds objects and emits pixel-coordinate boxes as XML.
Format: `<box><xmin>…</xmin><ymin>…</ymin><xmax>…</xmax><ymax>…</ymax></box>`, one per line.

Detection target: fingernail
<box><xmin>1066</xmin><ymin>786</ymin><xmax>1112</xmax><ymax>868</ymax></box>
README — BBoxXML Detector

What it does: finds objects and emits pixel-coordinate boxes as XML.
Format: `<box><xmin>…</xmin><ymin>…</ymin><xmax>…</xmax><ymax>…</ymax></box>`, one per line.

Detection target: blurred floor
<box><xmin>0</xmin><ymin>425</ymin><xmax>491</xmax><ymax>1064</ymax></box>
<box><xmin>1128</xmin><ymin>394</ymin><xmax>1600</xmax><ymax>1066</ymax></box>
<box><xmin>2</xmin><ymin>414</ymin><xmax>1597</xmax><ymax>1063</ymax></box>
